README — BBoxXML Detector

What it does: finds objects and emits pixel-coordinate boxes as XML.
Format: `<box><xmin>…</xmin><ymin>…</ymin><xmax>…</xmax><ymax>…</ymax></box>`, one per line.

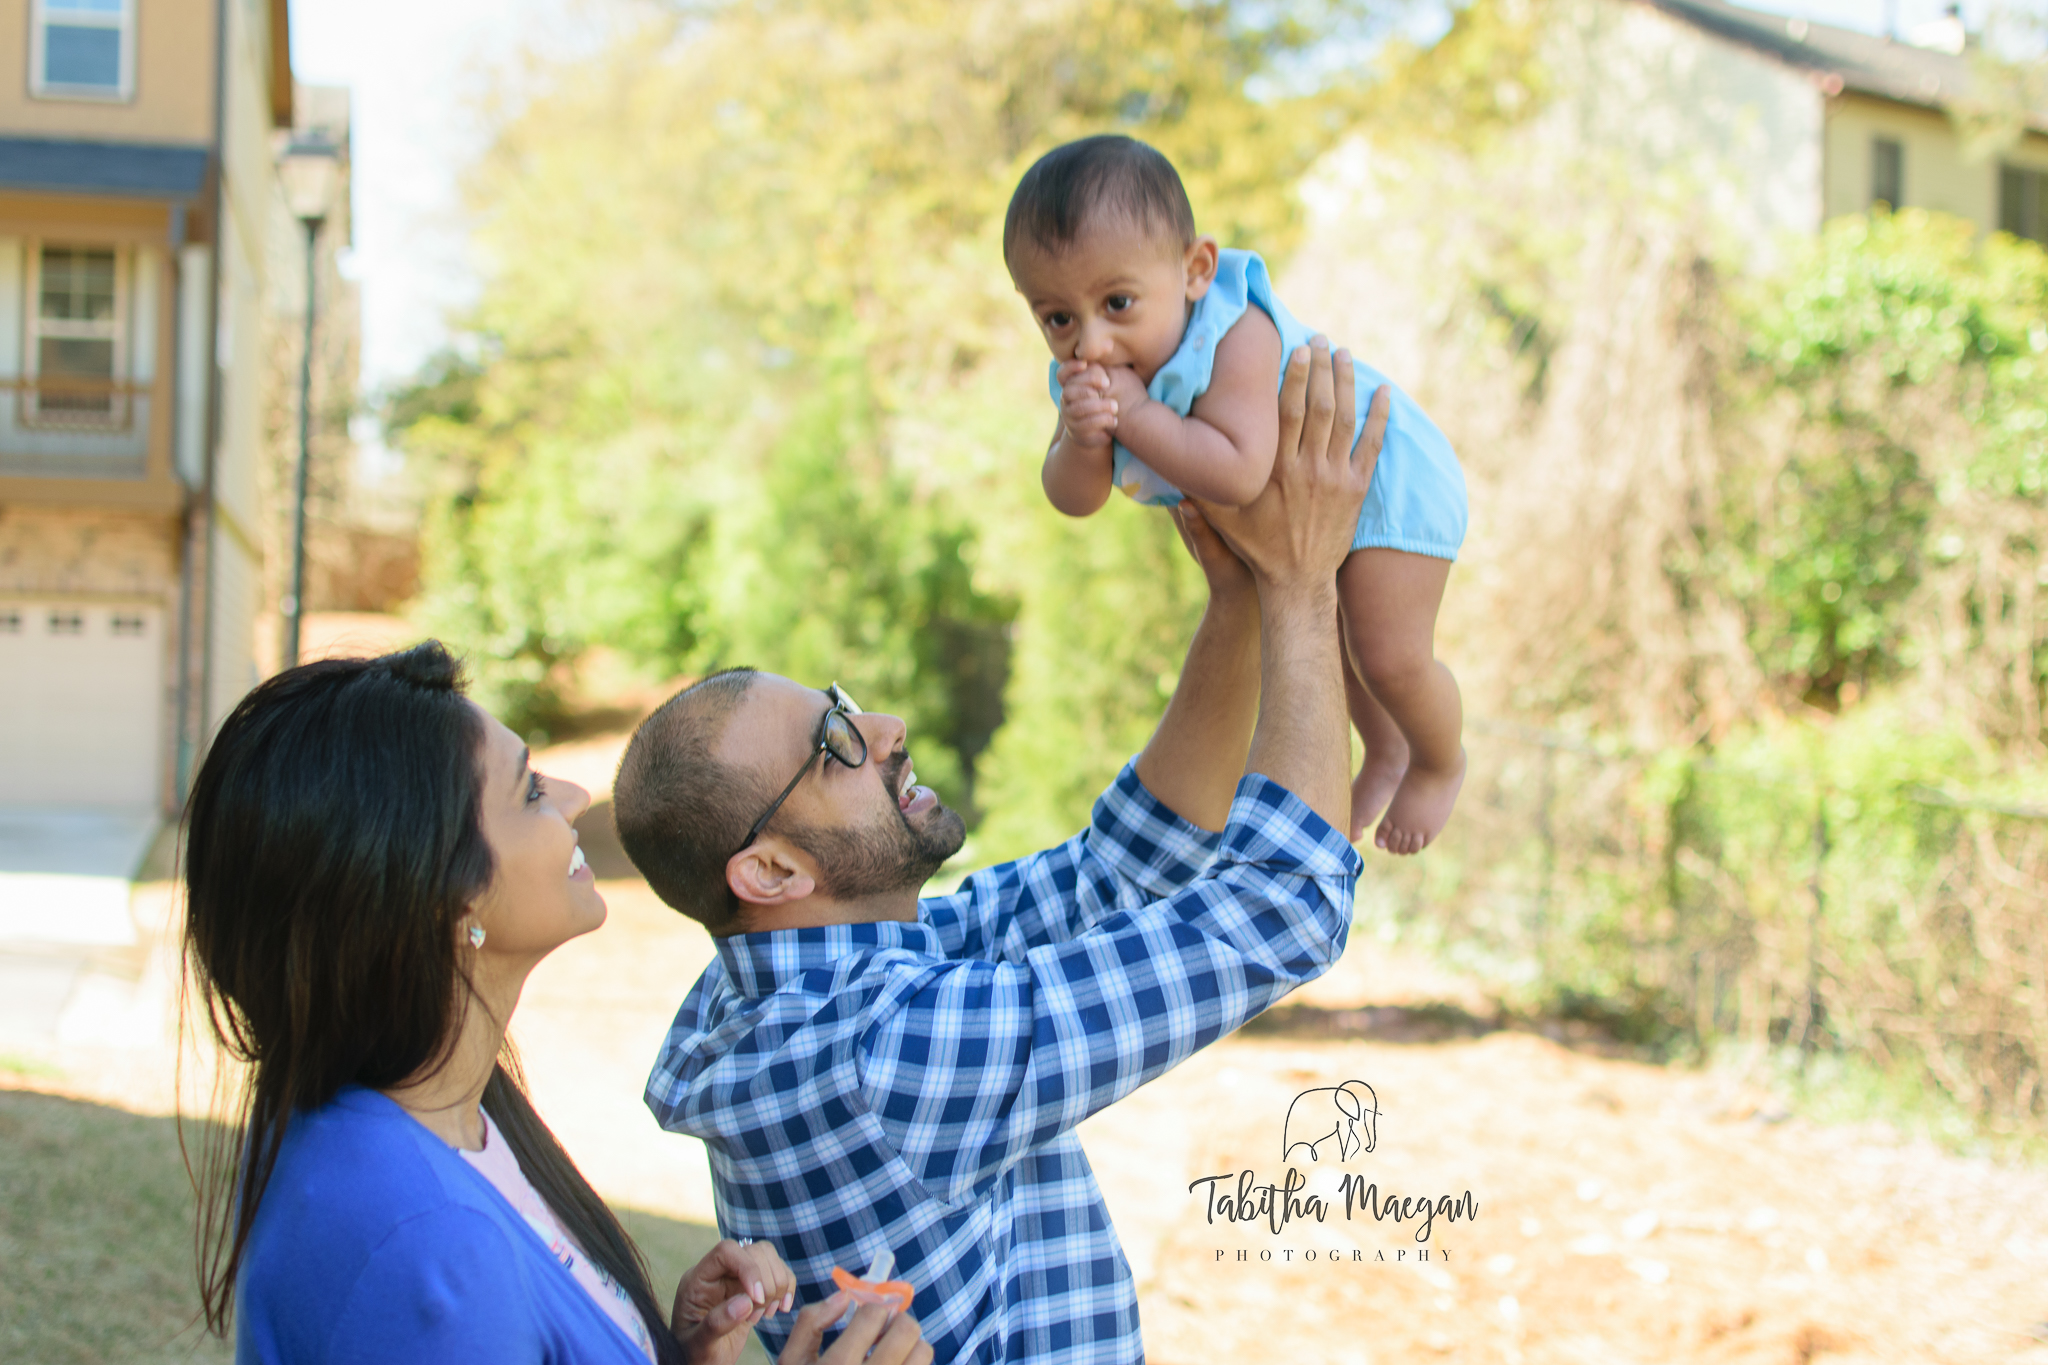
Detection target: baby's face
<box><xmin>1008</xmin><ymin>217</ymin><xmax>1210</xmax><ymax>385</ymax></box>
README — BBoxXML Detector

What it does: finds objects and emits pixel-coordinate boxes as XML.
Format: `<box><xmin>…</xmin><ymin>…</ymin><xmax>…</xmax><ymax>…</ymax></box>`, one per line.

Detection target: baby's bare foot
<box><xmin>1374</xmin><ymin>747</ymin><xmax>1467</xmax><ymax>856</ymax></box>
<box><xmin>1349</xmin><ymin>751</ymin><xmax>1407</xmax><ymax>844</ymax></box>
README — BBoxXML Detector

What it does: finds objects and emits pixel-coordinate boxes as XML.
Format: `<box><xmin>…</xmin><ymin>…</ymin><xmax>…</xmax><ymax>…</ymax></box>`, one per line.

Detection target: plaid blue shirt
<box><xmin>645</xmin><ymin>764</ymin><xmax>1360</xmax><ymax>1364</ymax></box>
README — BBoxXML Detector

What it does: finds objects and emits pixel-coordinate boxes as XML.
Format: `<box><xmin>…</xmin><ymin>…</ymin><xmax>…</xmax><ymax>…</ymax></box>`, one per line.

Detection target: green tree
<box><xmin>1737</xmin><ymin>210</ymin><xmax>2048</xmax><ymax>727</ymax></box>
<box><xmin>391</xmin><ymin>0</ymin><xmax>1388</xmax><ymax>825</ymax></box>
<box><xmin>697</xmin><ymin>365</ymin><xmax>1016</xmax><ymax>813</ymax></box>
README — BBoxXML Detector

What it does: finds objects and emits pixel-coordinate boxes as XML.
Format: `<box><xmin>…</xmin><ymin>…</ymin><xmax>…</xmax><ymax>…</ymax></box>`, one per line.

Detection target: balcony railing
<box><xmin>0</xmin><ymin>375</ymin><xmax>154</xmax><ymax>479</ymax></box>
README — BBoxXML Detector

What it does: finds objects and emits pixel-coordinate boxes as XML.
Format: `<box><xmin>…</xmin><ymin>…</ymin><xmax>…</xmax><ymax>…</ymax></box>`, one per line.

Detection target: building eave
<box><xmin>0</xmin><ymin>138</ymin><xmax>210</xmax><ymax>201</ymax></box>
<box><xmin>1632</xmin><ymin>0</ymin><xmax>2048</xmax><ymax>134</ymax></box>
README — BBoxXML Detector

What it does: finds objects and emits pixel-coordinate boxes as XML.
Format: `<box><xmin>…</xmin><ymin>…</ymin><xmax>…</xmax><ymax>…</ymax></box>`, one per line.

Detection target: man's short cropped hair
<box><xmin>1003</xmin><ymin>134</ymin><xmax>1196</xmax><ymax>262</ymax></box>
<box><xmin>613</xmin><ymin>667</ymin><xmax>766</xmax><ymax>931</ymax></box>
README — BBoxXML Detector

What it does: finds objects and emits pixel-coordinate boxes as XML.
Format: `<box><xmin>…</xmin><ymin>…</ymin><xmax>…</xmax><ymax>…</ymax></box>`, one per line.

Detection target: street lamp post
<box><xmin>277</xmin><ymin>139</ymin><xmax>340</xmax><ymax>670</ymax></box>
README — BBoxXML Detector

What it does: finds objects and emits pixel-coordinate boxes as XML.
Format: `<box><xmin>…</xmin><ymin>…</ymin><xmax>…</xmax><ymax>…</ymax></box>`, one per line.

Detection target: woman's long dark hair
<box><xmin>183</xmin><ymin>642</ymin><xmax>679</xmax><ymax>1361</ymax></box>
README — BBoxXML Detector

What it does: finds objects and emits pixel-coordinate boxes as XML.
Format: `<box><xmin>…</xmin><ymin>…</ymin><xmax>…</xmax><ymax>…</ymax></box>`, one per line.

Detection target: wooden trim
<box><xmin>0</xmin><ymin>192</ymin><xmax>184</xmax><ymax>245</ymax></box>
<box><xmin>0</xmin><ymin>472</ymin><xmax>184</xmax><ymax>512</ymax></box>
<box><xmin>149</xmin><ymin>245</ymin><xmax>171</xmax><ymax>482</ymax></box>
<box><xmin>0</xmin><ymin>587</ymin><xmax>171</xmax><ymax>607</ymax></box>
<box><xmin>0</xmin><ymin>377</ymin><xmax>153</xmax><ymax>394</ymax></box>
<box><xmin>0</xmin><ymin>222</ymin><xmax>177</xmax><ymax>245</ymax></box>
<box><xmin>141</xmin><ymin>242</ymin><xmax>168</xmax><ymax>482</ymax></box>
<box><xmin>268</xmin><ymin>0</ymin><xmax>291</xmax><ymax>127</ymax></box>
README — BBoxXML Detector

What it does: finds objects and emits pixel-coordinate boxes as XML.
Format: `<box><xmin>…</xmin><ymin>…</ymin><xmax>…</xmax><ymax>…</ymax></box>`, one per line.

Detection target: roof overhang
<box><xmin>1639</xmin><ymin>0</ymin><xmax>2048</xmax><ymax>133</ymax></box>
<box><xmin>0</xmin><ymin>139</ymin><xmax>209</xmax><ymax>200</ymax></box>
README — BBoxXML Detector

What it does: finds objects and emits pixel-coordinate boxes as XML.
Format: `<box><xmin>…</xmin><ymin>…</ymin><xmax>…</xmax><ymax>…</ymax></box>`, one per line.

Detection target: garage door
<box><xmin>0</xmin><ymin>601</ymin><xmax>164</xmax><ymax>807</ymax></box>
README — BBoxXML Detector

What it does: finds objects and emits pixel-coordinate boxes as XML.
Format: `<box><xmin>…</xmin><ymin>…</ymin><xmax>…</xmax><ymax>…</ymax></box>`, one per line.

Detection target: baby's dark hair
<box><xmin>1004</xmin><ymin>135</ymin><xmax>1196</xmax><ymax>261</ymax></box>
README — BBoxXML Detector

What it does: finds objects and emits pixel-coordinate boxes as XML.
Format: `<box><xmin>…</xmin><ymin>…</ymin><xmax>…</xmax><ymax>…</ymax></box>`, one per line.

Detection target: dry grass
<box><xmin>0</xmin><ymin>1085</ymin><xmax>762</xmax><ymax>1365</ymax></box>
<box><xmin>1111</xmin><ymin>1030</ymin><xmax>2048</xmax><ymax>1365</ymax></box>
<box><xmin>11</xmin><ymin>727</ymin><xmax>2045</xmax><ymax>1364</ymax></box>
<box><xmin>0</xmin><ymin>1090</ymin><xmax>232</xmax><ymax>1365</ymax></box>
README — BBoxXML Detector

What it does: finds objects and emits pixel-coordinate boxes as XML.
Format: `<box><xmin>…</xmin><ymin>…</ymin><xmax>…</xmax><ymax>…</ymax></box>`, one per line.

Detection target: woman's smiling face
<box><xmin>465</xmin><ymin>703</ymin><xmax>606</xmax><ymax>963</ymax></box>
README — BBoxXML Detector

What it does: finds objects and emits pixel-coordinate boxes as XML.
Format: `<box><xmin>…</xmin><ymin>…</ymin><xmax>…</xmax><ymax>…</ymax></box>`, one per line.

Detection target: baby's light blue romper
<box><xmin>1047</xmin><ymin>247</ymin><xmax>1468</xmax><ymax>558</ymax></box>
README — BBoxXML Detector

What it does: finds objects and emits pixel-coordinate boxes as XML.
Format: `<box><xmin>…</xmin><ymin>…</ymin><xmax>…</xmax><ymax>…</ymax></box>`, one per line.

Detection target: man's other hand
<box><xmin>779</xmin><ymin>1295</ymin><xmax>934</xmax><ymax>1365</ymax></box>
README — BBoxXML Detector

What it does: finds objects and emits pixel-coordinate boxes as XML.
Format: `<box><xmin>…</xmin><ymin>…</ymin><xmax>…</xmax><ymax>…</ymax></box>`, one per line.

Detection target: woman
<box><xmin>183</xmin><ymin>642</ymin><xmax>931</xmax><ymax>1365</ymax></box>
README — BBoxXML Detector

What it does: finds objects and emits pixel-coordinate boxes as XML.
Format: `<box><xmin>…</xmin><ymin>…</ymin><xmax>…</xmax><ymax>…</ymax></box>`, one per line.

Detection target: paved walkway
<box><xmin>0</xmin><ymin>614</ymin><xmax>433</xmax><ymax>1054</ymax></box>
<box><xmin>0</xmin><ymin>807</ymin><xmax>171</xmax><ymax>1052</ymax></box>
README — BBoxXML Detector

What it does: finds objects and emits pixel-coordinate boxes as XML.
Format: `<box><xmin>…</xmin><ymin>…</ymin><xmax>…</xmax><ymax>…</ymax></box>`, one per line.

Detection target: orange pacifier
<box><xmin>831</xmin><ymin>1249</ymin><xmax>913</xmax><ymax>1325</ymax></box>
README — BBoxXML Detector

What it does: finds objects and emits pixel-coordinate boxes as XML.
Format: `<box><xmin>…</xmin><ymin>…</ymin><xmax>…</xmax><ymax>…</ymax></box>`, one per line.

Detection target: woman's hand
<box><xmin>778</xmin><ymin>1294</ymin><xmax>933</xmax><ymax>1365</ymax></box>
<box><xmin>672</xmin><ymin>1239</ymin><xmax>798</xmax><ymax>1365</ymax></box>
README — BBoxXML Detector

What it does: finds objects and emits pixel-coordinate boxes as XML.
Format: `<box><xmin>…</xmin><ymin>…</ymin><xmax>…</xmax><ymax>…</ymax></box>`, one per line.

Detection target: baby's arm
<box><xmin>1105</xmin><ymin>306</ymin><xmax>1283</xmax><ymax>507</ymax></box>
<box><xmin>1043</xmin><ymin>359</ymin><xmax>1117</xmax><ymax>517</ymax></box>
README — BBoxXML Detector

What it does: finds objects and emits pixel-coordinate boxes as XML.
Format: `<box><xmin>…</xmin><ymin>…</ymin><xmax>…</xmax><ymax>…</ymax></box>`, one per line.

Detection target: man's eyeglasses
<box><xmin>736</xmin><ymin>683</ymin><xmax>867</xmax><ymax>854</ymax></box>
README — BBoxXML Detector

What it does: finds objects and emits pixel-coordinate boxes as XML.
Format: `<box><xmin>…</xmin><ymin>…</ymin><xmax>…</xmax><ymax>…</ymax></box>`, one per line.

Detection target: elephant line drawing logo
<box><xmin>1280</xmin><ymin>1079</ymin><xmax>1380</xmax><ymax>1164</ymax></box>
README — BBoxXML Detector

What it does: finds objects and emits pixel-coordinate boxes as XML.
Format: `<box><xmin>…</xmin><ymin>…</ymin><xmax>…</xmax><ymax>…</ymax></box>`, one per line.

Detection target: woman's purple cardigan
<box><xmin>235</xmin><ymin>1086</ymin><xmax>653</xmax><ymax>1364</ymax></box>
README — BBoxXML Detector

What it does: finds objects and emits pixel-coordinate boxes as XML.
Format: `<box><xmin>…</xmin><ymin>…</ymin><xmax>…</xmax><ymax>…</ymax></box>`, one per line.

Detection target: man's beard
<box><xmin>787</xmin><ymin>786</ymin><xmax>966</xmax><ymax>902</ymax></box>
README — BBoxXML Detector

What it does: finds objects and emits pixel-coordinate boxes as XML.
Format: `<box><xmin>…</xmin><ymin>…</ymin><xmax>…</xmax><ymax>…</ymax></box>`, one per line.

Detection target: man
<box><xmin>614</xmin><ymin>342</ymin><xmax>1382</xmax><ymax>1364</ymax></box>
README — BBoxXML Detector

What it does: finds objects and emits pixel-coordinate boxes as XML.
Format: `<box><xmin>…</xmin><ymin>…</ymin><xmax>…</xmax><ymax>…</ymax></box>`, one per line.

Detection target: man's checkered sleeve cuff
<box><xmin>1220</xmin><ymin>773</ymin><xmax>1363</xmax><ymax>882</ymax></box>
<box><xmin>1085</xmin><ymin>760</ymin><xmax>1226</xmax><ymax>899</ymax></box>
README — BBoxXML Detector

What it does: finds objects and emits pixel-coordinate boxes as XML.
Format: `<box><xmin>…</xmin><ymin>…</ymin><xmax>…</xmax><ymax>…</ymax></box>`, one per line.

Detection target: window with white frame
<box><xmin>27</xmin><ymin>244</ymin><xmax>127</xmax><ymax>428</ymax></box>
<box><xmin>30</xmin><ymin>0</ymin><xmax>134</xmax><ymax>101</ymax></box>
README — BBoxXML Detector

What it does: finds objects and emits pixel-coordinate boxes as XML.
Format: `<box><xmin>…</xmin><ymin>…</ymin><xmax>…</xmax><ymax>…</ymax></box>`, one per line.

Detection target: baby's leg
<box><xmin>1340</xmin><ymin>608</ymin><xmax>1408</xmax><ymax>843</ymax></box>
<box><xmin>1337</xmin><ymin>548</ymin><xmax>1466</xmax><ymax>855</ymax></box>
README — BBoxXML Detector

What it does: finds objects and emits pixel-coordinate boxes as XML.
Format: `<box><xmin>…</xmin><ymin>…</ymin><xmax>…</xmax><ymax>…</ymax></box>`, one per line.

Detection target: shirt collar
<box><xmin>714</xmin><ymin>916</ymin><xmax>942</xmax><ymax>998</ymax></box>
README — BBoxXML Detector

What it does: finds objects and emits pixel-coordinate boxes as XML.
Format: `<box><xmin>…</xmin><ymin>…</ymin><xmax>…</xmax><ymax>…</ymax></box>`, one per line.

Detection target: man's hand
<box><xmin>778</xmin><ymin>1295</ymin><xmax>934</xmax><ymax>1365</ymax></box>
<box><xmin>1191</xmin><ymin>338</ymin><xmax>1386</xmax><ymax>592</ymax></box>
<box><xmin>673</xmin><ymin>1239</ymin><xmax>798</xmax><ymax>1365</ymax></box>
<box><xmin>1056</xmin><ymin>360</ymin><xmax>1117</xmax><ymax>450</ymax></box>
<box><xmin>1188</xmin><ymin>336</ymin><xmax>1389</xmax><ymax>835</ymax></box>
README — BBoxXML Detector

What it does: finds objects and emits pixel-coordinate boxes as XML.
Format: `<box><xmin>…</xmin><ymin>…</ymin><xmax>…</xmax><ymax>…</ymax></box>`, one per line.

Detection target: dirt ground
<box><xmin>519</xmin><ymin>876</ymin><xmax>2048</xmax><ymax>1365</ymax></box>
<box><xmin>8</xmin><ymin>722</ymin><xmax>2048</xmax><ymax>1364</ymax></box>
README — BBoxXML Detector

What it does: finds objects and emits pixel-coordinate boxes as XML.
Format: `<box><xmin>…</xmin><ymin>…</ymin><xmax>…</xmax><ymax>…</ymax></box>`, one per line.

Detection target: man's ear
<box><xmin>726</xmin><ymin>838</ymin><xmax>818</xmax><ymax>909</ymax></box>
<box><xmin>1183</xmin><ymin>235</ymin><xmax>1220</xmax><ymax>301</ymax></box>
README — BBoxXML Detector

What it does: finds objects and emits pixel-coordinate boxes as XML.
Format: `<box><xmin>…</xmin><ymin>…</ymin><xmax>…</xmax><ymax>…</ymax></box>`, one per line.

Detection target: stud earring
<box><xmin>467</xmin><ymin>922</ymin><xmax>487</xmax><ymax>949</ymax></box>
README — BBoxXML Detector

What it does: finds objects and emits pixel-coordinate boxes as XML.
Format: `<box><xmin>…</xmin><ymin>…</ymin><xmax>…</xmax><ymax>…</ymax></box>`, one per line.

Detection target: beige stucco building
<box><xmin>1548</xmin><ymin>0</ymin><xmax>2048</xmax><ymax>245</ymax></box>
<box><xmin>0</xmin><ymin>0</ymin><xmax>298</xmax><ymax>816</ymax></box>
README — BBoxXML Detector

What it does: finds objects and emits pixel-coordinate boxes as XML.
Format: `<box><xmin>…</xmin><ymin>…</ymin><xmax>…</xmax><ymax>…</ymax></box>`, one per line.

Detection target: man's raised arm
<box><xmin>1199</xmin><ymin>337</ymin><xmax>1389</xmax><ymax>834</ymax></box>
<box><xmin>1131</xmin><ymin>506</ymin><xmax>1261</xmax><ymax>833</ymax></box>
<box><xmin>865</xmin><ymin>341</ymin><xmax>1388</xmax><ymax>1202</ymax></box>
<box><xmin>921</xmin><ymin>341</ymin><xmax>1382</xmax><ymax>967</ymax></box>
<box><xmin>1136</xmin><ymin>337</ymin><xmax>1387</xmax><ymax>833</ymax></box>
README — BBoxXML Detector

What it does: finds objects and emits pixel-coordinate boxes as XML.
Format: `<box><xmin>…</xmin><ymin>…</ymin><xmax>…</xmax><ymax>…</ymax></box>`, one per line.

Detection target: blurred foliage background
<box><xmin>386</xmin><ymin>0</ymin><xmax>2048</xmax><ymax>1142</ymax></box>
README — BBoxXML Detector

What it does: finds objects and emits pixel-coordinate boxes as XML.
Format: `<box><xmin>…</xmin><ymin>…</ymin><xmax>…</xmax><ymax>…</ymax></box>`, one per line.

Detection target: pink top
<box><xmin>459</xmin><ymin>1111</ymin><xmax>658</xmax><ymax>1363</ymax></box>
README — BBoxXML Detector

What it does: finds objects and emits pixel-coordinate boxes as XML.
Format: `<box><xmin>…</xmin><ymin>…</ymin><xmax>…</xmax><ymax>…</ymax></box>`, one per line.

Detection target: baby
<box><xmin>1004</xmin><ymin>135</ymin><xmax>1468</xmax><ymax>853</ymax></box>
